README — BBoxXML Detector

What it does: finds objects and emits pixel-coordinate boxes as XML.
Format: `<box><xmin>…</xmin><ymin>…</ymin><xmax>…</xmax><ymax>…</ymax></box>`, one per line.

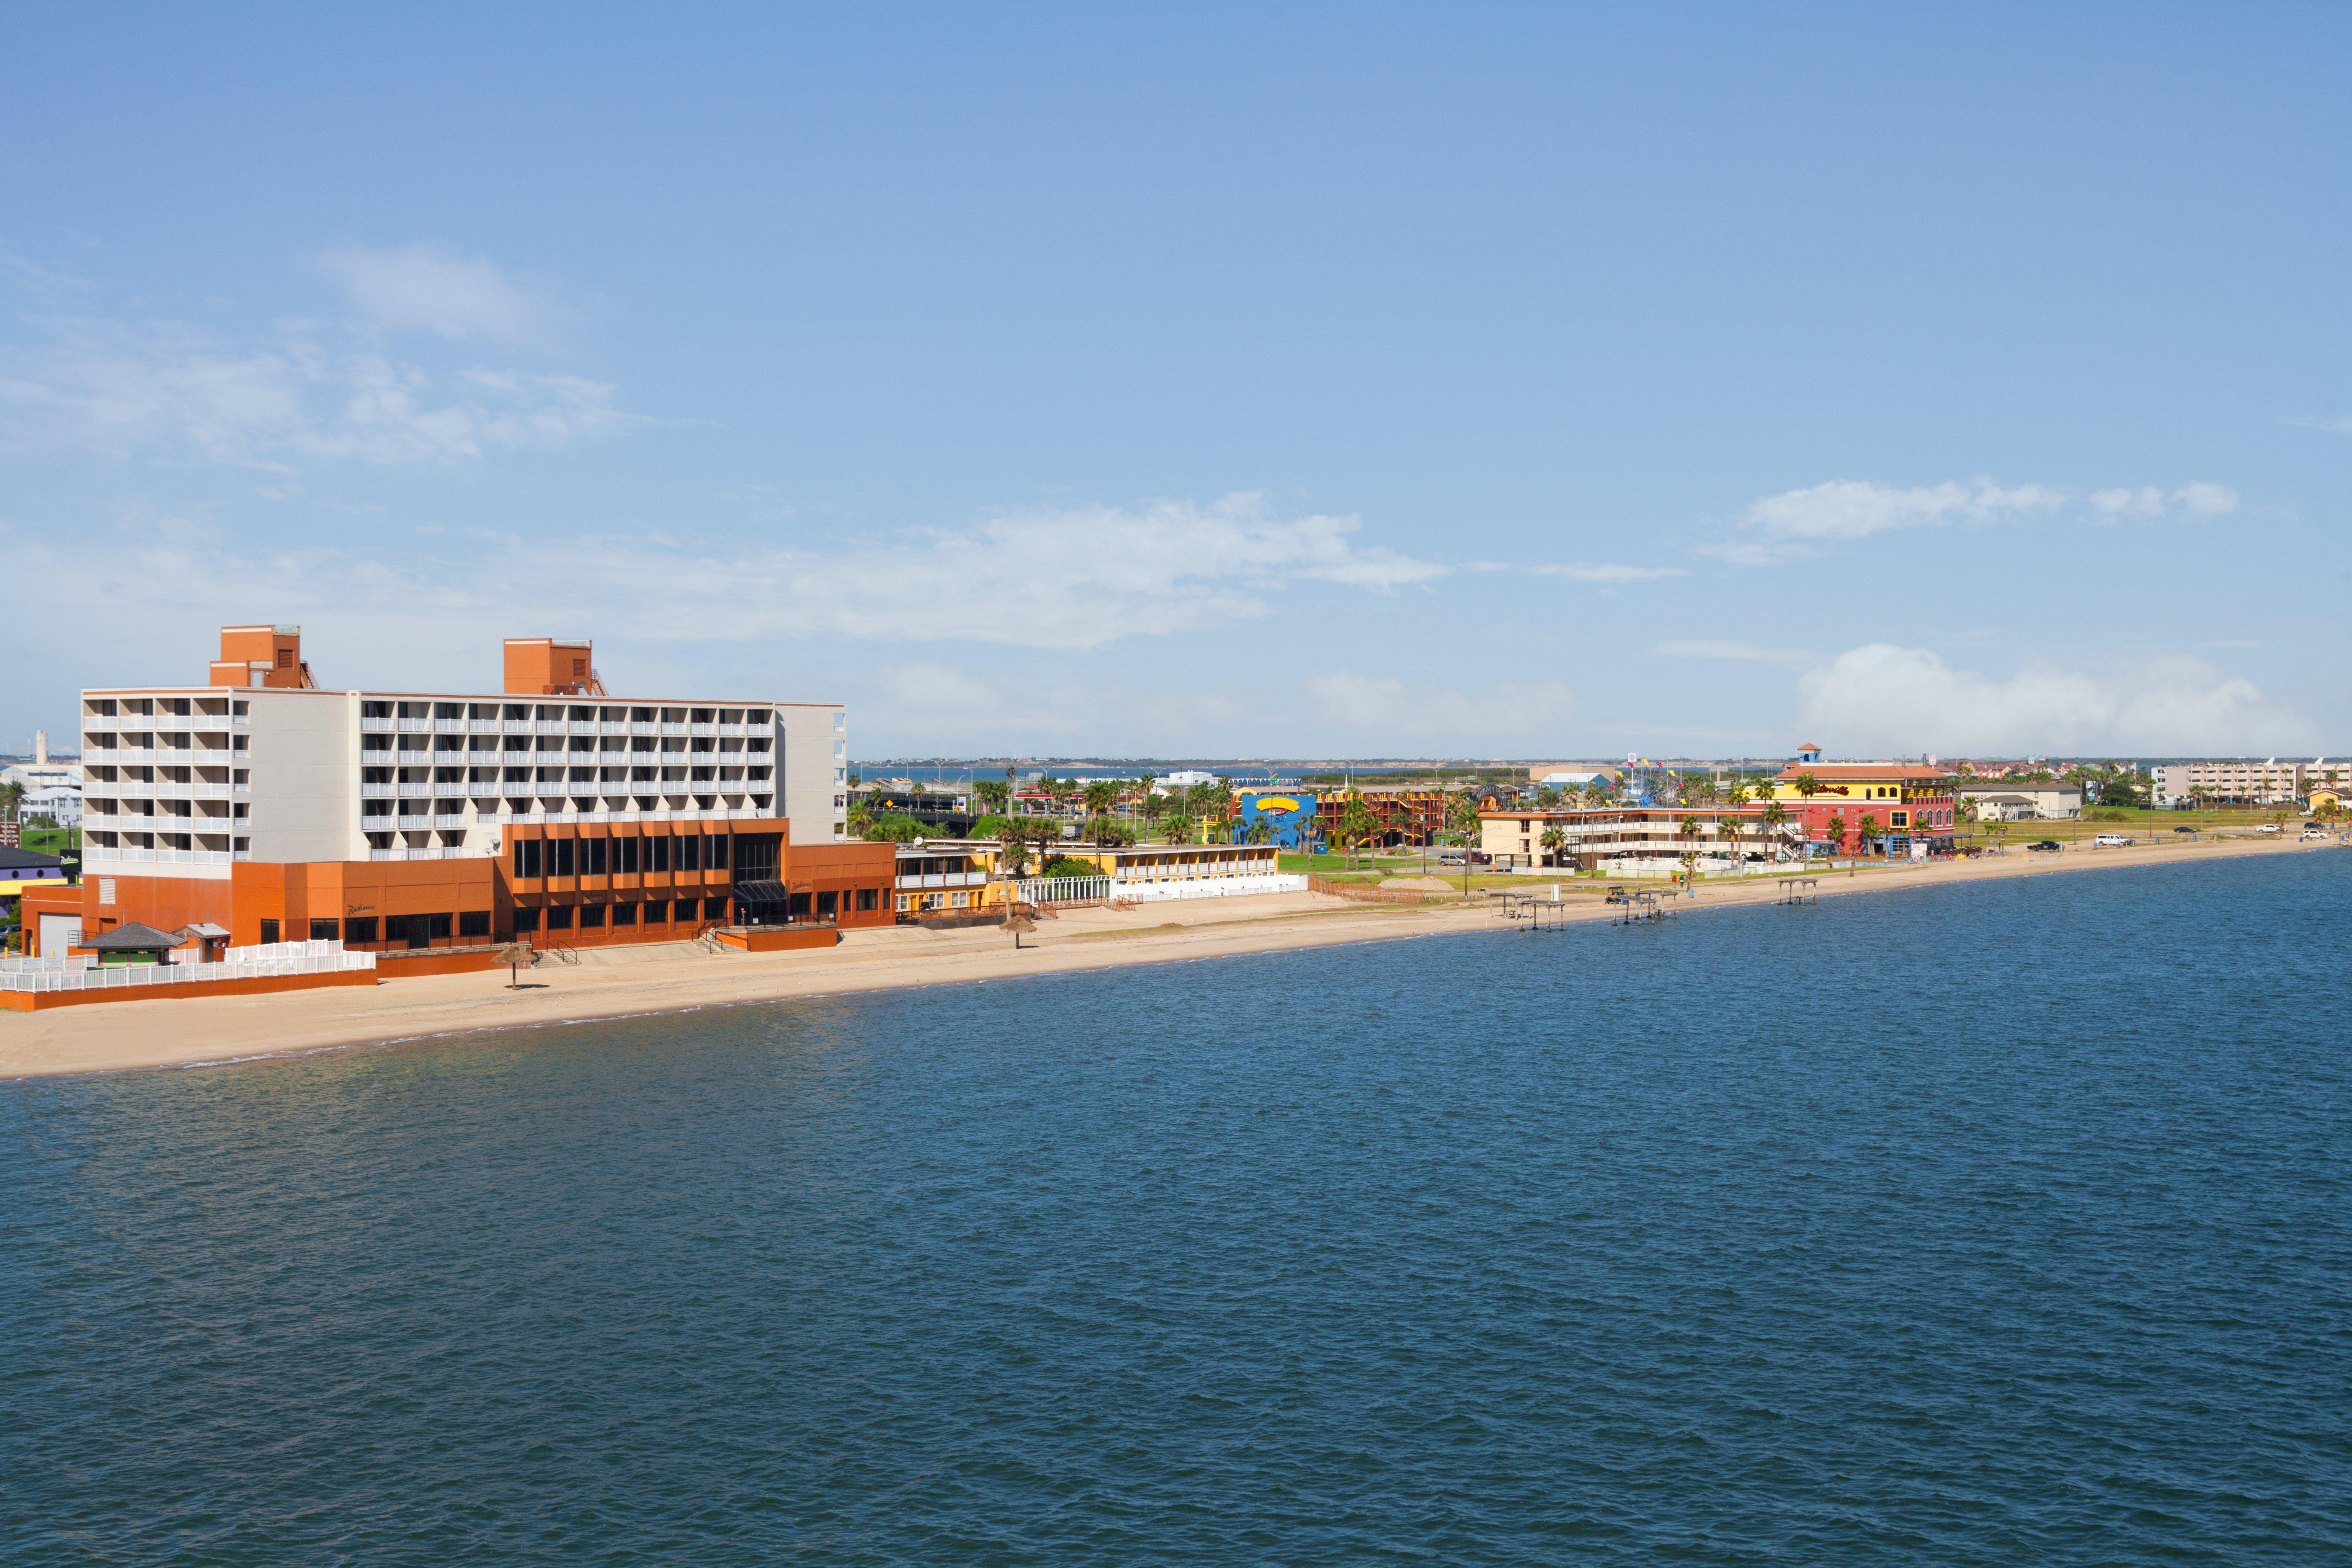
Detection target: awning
<box><xmin>732</xmin><ymin>880</ymin><xmax>790</xmax><ymax>905</ymax></box>
<box><xmin>181</xmin><ymin>923</ymin><xmax>232</xmax><ymax>939</ymax></box>
<box><xmin>88</xmin><ymin>921</ymin><xmax>184</xmax><ymax>951</ymax></box>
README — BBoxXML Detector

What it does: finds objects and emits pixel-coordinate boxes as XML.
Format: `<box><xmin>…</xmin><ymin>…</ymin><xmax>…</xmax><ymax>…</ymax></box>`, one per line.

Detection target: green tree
<box><xmin>1443</xmin><ymin>792</ymin><xmax>1481</xmax><ymax>890</ymax></box>
<box><xmin>1826</xmin><ymin>811</ymin><xmax>1847</xmax><ymax>854</ymax></box>
<box><xmin>1338</xmin><ymin>792</ymin><xmax>1375</xmax><ymax>870</ymax></box>
<box><xmin>1539</xmin><ymin>824</ymin><xmax>1566</xmax><ymax>868</ymax></box>
<box><xmin>1083</xmin><ymin>780</ymin><xmax>1117</xmax><ymax>818</ymax></box>
<box><xmin>974</xmin><ymin>778</ymin><xmax>1010</xmax><ymax>812</ymax></box>
<box><xmin>1857</xmin><ymin>811</ymin><xmax>1880</xmax><ymax>854</ymax></box>
<box><xmin>1761</xmin><ymin>798</ymin><xmax>1788</xmax><ymax>857</ymax></box>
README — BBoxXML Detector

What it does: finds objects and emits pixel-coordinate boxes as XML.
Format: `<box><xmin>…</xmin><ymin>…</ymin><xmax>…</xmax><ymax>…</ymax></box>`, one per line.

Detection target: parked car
<box><xmin>2172</xmin><ymin>825</ymin><xmax>2197</xmax><ymax>834</ymax></box>
<box><xmin>2255</xmin><ymin>823</ymin><xmax>2282</xmax><ymax>834</ymax></box>
<box><xmin>2030</xmin><ymin>839</ymin><xmax>2063</xmax><ymax>851</ymax></box>
<box><xmin>2093</xmin><ymin>833</ymin><xmax>2132</xmax><ymax>847</ymax></box>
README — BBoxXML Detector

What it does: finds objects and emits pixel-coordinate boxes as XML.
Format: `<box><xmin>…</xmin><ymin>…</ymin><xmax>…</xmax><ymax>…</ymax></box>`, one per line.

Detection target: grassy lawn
<box><xmin>15</xmin><ymin>827</ymin><xmax>80</xmax><ymax>856</ymax></box>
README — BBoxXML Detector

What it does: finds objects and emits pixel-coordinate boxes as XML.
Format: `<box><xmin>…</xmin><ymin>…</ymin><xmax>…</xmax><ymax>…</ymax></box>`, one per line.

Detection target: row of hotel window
<box><xmin>281</xmin><ymin>905</ymin><xmax>732</xmax><ymax>944</ymax></box>
<box><xmin>515</xmin><ymin>900</ymin><xmax>735</xmax><ymax>932</ymax></box>
<box><xmin>512</xmin><ymin>836</ymin><xmax>730</xmax><ymax>877</ymax></box>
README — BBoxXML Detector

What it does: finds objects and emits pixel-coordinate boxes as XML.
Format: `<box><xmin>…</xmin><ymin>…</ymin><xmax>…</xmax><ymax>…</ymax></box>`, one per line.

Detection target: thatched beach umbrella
<box><xmin>1004</xmin><ymin>909</ymin><xmax>1037</xmax><ymax>950</ymax></box>
<box><xmin>494</xmin><ymin>941</ymin><xmax>538</xmax><ymax>988</ymax></box>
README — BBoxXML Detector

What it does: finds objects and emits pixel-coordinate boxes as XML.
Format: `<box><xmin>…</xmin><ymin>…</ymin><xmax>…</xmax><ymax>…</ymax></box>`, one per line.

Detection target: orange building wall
<box><xmin>780</xmin><ymin>842</ymin><xmax>898</xmax><ymax>929</ymax></box>
<box><xmin>32</xmin><ymin>827</ymin><xmax>895</xmax><ymax>961</ymax></box>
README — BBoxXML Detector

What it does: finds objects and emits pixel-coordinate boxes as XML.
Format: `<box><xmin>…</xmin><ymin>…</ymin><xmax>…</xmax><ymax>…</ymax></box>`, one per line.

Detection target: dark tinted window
<box><xmin>309</xmin><ymin>918</ymin><xmax>339</xmax><ymax>941</ymax></box>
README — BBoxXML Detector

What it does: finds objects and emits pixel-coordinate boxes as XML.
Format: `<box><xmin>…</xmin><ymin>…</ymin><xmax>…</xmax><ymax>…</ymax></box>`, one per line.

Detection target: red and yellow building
<box><xmin>1767</xmin><ymin>762</ymin><xmax>1958</xmax><ymax>853</ymax></box>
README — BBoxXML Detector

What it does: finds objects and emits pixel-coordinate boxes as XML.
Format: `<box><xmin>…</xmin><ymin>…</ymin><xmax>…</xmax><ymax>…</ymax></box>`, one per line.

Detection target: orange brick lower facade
<box><xmin>22</xmin><ymin>822</ymin><xmax>897</xmax><ymax>957</ymax></box>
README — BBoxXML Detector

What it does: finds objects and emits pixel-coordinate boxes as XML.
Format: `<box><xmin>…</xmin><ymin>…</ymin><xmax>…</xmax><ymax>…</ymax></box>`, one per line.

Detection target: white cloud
<box><xmin>316</xmin><ymin>243</ymin><xmax>564</xmax><ymax>345</ymax></box>
<box><xmin>1722</xmin><ymin>477</ymin><xmax>2242</xmax><ymax>562</ymax></box>
<box><xmin>1744</xmin><ymin>478</ymin><xmax>2063</xmax><ymax>542</ymax></box>
<box><xmin>0</xmin><ymin>316</ymin><xmax>628</xmax><ymax>467</ymax></box>
<box><xmin>1650</xmin><ymin>639</ymin><xmax>1811</xmax><ymax>665</ymax></box>
<box><xmin>5</xmin><ymin>493</ymin><xmax>1449</xmax><ymax>655</ymax></box>
<box><xmin>1526</xmin><ymin>562</ymin><xmax>1683</xmax><ymax>583</ymax></box>
<box><xmin>2090</xmin><ymin>482</ymin><xmax>2237</xmax><ymax>520</ymax></box>
<box><xmin>1796</xmin><ymin>643</ymin><xmax>2309</xmax><ymax>755</ymax></box>
<box><xmin>2283</xmin><ymin>414</ymin><xmax>2352</xmax><ymax>434</ymax></box>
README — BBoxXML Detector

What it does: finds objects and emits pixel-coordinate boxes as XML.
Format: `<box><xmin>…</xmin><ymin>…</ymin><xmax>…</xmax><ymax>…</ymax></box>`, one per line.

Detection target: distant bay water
<box><xmin>5</xmin><ymin>854</ymin><xmax>2349</xmax><ymax>1564</ymax></box>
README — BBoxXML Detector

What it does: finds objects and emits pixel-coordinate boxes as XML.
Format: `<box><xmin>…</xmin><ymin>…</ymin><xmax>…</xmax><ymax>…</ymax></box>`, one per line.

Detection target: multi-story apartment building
<box><xmin>2162</xmin><ymin>758</ymin><xmax>2329</xmax><ymax>807</ymax></box>
<box><xmin>26</xmin><ymin>626</ymin><xmax>895</xmax><ymax>957</ymax></box>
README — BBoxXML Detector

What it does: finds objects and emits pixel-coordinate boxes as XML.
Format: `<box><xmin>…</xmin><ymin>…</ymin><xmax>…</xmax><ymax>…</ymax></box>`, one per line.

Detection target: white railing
<box><xmin>1015</xmin><ymin>875</ymin><xmax>1116</xmax><ymax>904</ymax></box>
<box><xmin>361</xmin><ymin>716</ymin><xmax>395</xmax><ymax>732</ymax></box>
<box><xmin>1113</xmin><ymin>873</ymin><xmax>1308</xmax><ymax>903</ymax></box>
<box><xmin>600</xmin><ymin>721</ymin><xmax>628</xmax><ymax>735</ymax></box>
<box><xmin>689</xmin><ymin>723</ymin><xmax>716</xmax><ymax>737</ymax></box>
<box><xmin>231</xmin><ymin>712</ymin><xmax>249</xmax><ymax>725</ymax></box>
<box><xmin>660</xmin><ymin>722</ymin><xmax>688</xmax><ymax>737</ymax></box>
<box><xmin>83</xmin><ymin>748</ymin><xmax>116</xmax><ymax>763</ymax></box>
<box><xmin>361</xmin><ymin>782</ymin><xmax>397</xmax><ymax>798</ymax></box>
<box><xmin>536</xmin><ymin>720</ymin><xmax>567</xmax><ymax>735</ymax></box>
<box><xmin>83</xmin><ymin>780</ymin><xmax>117</xmax><ymax>796</ymax></box>
<box><xmin>895</xmin><ymin>871</ymin><xmax>989</xmax><ymax>890</ymax></box>
<box><xmin>718</xmin><ymin>724</ymin><xmax>745</xmax><ymax>738</ymax></box>
<box><xmin>397</xmin><ymin>781</ymin><xmax>434</xmax><ymax>797</ymax></box>
<box><xmin>567</xmin><ymin>720</ymin><xmax>598</xmax><ymax>736</ymax></box>
<box><xmin>0</xmin><ymin>943</ymin><xmax>376</xmax><ymax>995</ymax></box>
<box><xmin>504</xmin><ymin>720</ymin><xmax>533</xmax><ymax>735</ymax></box>
<box><xmin>433</xmin><ymin>781</ymin><xmax>468</xmax><ymax>798</ymax></box>
<box><xmin>629</xmin><ymin>721</ymin><xmax>655</xmax><ymax>736</ymax></box>
<box><xmin>396</xmin><ymin>815</ymin><xmax>432</xmax><ymax>830</ymax></box>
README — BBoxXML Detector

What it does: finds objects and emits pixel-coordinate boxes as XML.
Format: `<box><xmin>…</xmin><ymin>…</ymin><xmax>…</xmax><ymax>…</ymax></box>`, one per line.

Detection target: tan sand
<box><xmin>2</xmin><ymin>833</ymin><xmax>2334</xmax><ymax>1081</ymax></box>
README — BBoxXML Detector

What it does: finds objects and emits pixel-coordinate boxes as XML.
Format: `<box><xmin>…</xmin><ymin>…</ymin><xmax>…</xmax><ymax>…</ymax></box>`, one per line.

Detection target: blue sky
<box><xmin>4</xmin><ymin>5</ymin><xmax>2347</xmax><ymax>761</ymax></box>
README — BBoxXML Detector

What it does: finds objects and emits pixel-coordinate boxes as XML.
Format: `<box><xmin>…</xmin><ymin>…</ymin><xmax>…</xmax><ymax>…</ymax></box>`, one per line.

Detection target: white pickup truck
<box><xmin>2093</xmin><ymin>833</ymin><xmax>2134</xmax><ymax>848</ymax></box>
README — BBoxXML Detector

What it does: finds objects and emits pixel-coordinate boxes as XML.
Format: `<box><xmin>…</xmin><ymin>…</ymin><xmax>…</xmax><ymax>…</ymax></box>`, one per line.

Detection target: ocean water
<box><xmin>5</xmin><ymin>854</ymin><xmax>2349</xmax><ymax>1565</ymax></box>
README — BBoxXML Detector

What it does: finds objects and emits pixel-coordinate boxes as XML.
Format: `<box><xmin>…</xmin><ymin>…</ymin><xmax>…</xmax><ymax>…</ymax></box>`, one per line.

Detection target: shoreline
<box><xmin>3</xmin><ymin>834</ymin><xmax>2335</xmax><ymax>1083</ymax></box>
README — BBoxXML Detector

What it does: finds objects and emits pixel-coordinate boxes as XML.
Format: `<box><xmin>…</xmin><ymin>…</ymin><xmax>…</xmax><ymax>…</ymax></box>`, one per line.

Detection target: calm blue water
<box><xmin>5</xmin><ymin>854</ymin><xmax>2349</xmax><ymax>1564</ymax></box>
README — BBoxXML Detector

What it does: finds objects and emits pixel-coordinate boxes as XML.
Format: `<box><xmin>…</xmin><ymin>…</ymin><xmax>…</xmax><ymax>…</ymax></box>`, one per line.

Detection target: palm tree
<box><xmin>1794</xmin><ymin>772</ymin><xmax>1822</xmax><ymax>805</ymax></box>
<box><xmin>1446</xmin><ymin>792</ymin><xmax>1482</xmax><ymax>892</ymax></box>
<box><xmin>1083</xmin><ymin>780</ymin><xmax>1117</xmax><ymax>818</ymax></box>
<box><xmin>1857</xmin><ymin>811</ymin><xmax>1880</xmax><ymax>856</ymax></box>
<box><xmin>1540</xmin><ymin>824</ymin><xmax>1566</xmax><ymax>869</ymax></box>
<box><xmin>1826</xmin><ymin>811</ymin><xmax>1847</xmax><ymax>856</ymax></box>
<box><xmin>1338</xmin><ymin>792</ymin><xmax>1375</xmax><ymax>871</ymax></box>
<box><xmin>1761</xmin><ymin>798</ymin><xmax>1788</xmax><ymax>859</ymax></box>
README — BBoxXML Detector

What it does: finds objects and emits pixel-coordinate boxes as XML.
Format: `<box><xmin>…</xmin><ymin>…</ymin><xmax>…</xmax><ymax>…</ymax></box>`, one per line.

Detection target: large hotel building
<box><xmin>26</xmin><ymin>627</ymin><xmax>899</xmax><ymax>957</ymax></box>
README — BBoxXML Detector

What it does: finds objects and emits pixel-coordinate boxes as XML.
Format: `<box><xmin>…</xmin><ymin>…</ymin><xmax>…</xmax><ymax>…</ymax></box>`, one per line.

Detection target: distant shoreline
<box><xmin>2</xmin><ymin>834</ymin><xmax>2334</xmax><ymax>1083</ymax></box>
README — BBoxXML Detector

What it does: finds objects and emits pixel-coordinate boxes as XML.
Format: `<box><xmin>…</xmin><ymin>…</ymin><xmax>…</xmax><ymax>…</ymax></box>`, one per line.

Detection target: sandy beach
<box><xmin>3</xmin><ymin>833</ymin><xmax>2334</xmax><ymax>1081</ymax></box>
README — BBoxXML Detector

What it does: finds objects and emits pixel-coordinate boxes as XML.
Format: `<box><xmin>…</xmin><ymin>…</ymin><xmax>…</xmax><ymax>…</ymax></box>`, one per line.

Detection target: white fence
<box><xmin>1010</xmin><ymin>872</ymin><xmax>1310</xmax><ymax>906</ymax></box>
<box><xmin>0</xmin><ymin>941</ymin><xmax>374</xmax><ymax>995</ymax></box>
<box><xmin>1113</xmin><ymin>873</ymin><xmax>1308</xmax><ymax>902</ymax></box>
